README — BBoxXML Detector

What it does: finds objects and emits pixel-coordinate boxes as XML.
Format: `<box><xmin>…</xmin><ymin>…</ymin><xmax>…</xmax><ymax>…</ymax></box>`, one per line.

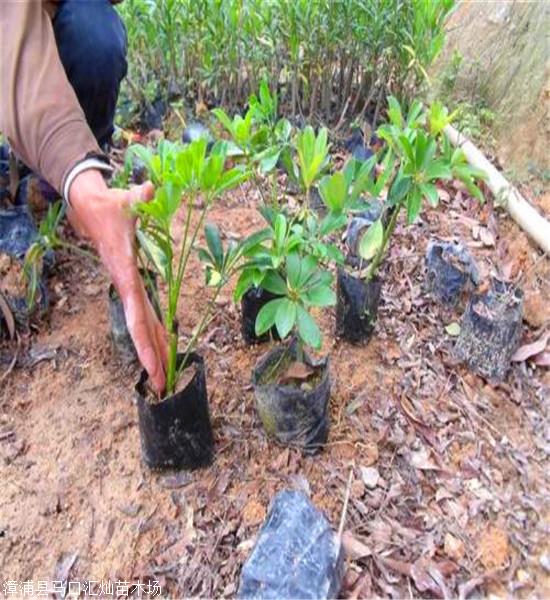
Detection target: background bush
<box><xmin>118</xmin><ymin>0</ymin><xmax>455</xmax><ymax>126</ymax></box>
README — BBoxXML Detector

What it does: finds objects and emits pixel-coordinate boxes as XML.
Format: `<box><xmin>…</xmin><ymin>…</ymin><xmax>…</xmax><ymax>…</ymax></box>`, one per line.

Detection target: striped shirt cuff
<box><xmin>63</xmin><ymin>159</ymin><xmax>113</xmax><ymax>206</ymax></box>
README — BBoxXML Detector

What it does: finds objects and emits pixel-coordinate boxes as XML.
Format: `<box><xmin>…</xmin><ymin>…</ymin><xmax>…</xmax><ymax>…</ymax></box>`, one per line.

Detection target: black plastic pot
<box><xmin>140</xmin><ymin>97</ymin><xmax>167</xmax><ymax>131</ymax></box>
<box><xmin>108</xmin><ymin>271</ymin><xmax>160</xmax><ymax>364</ymax></box>
<box><xmin>344</xmin><ymin>199</ymin><xmax>384</xmax><ymax>257</ymax></box>
<box><xmin>135</xmin><ymin>352</ymin><xmax>214</xmax><ymax>470</ymax></box>
<box><xmin>252</xmin><ymin>341</ymin><xmax>330</xmax><ymax>453</ymax></box>
<box><xmin>425</xmin><ymin>239</ymin><xmax>479</xmax><ymax>307</ymax></box>
<box><xmin>336</xmin><ymin>268</ymin><xmax>382</xmax><ymax>345</ymax></box>
<box><xmin>241</xmin><ymin>287</ymin><xmax>281</xmax><ymax>345</ymax></box>
<box><xmin>454</xmin><ymin>280</ymin><xmax>523</xmax><ymax>382</ymax></box>
<box><xmin>0</xmin><ymin>206</ymin><xmax>49</xmax><ymax>329</ymax></box>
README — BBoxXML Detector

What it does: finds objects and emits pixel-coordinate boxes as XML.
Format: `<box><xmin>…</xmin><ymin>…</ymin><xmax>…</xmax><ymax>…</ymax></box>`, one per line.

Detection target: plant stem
<box><xmin>296</xmin><ymin>337</ymin><xmax>305</xmax><ymax>364</ymax></box>
<box><xmin>175</xmin><ymin>283</ymin><xmax>222</xmax><ymax>385</ymax></box>
<box><xmin>366</xmin><ymin>204</ymin><xmax>400</xmax><ymax>281</ymax></box>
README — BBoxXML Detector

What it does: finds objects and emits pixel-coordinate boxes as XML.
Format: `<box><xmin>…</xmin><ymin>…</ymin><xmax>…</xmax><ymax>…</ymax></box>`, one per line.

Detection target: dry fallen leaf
<box><xmin>0</xmin><ymin>292</ymin><xmax>15</xmax><ymax>340</ymax></box>
<box><xmin>409</xmin><ymin>447</ymin><xmax>439</xmax><ymax>470</ymax></box>
<box><xmin>444</xmin><ymin>533</ymin><xmax>465</xmax><ymax>561</ymax></box>
<box><xmin>479</xmin><ymin>227</ymin><xmax>496</xmax><ymax>247</ymax></box>
<box><xmin>280</xmin><ymin>361</ymin><xmax>315</xmax><ymax>383</ymax></box>
<box><xmin>478</xmin><ymin>526</ymin><xmax>510</xmax><ymax>570</ymax></box>
<box><xmin>511</xmin><ymin>331</ymin><xmax>549</xmax><ymax>362</ymax></box>
<box><xmin>341</xmin><ymin>530</ymin><xmax>372</xmax><ymax>560</ymax></box>
<box><xmin>242</xmin><ymin>500</ymin><xmax>266</xmax><ymax>527</ymax></box>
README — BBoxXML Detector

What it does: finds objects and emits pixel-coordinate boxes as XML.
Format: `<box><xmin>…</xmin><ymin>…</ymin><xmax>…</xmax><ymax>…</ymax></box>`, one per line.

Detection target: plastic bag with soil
<box><xmin>238</xmin><ymin>489</ymin><xmax>344</xmax><ymax>599</ymax></box>
<box><xmin>241</xmin><ymin>287</ymin><xmax>281</xmax><ymax>345</ymax></box>
<box><xmin>336</xmin><ymin>268</ymin><xmax>381</xmax><ymax>345</ymax></box>
<box><xmin>0</xmin><ymin>206</ymin><xmax>48</xmax><ymax>327</ymax></box>
<box><xmin>425</xmin><ymin>239</ymin><xmax>479</xmax><ymax>306</ymax></box>
<box><xmin>344</xmin><ymin>198</ymin><xmax>384</xmax><ymax>257</ymax></box>
<box><xmin>252</xmin><ymin>340</ymin><xmax>330</xmax><ymax>453</ymax></box>
<box><xmin>140</xmin><ymin>97</ymin><xmax>167</xmax><ymax>131</ymax></box>
<box><xmin>454</xmin><ymin>279</ymin><xmax>523</xmax><ymax>382</ymax></box>
<box><xmin>135</xmin><ymin>352</ymin><xmax>214</xmax><ymax>470</ymax></box>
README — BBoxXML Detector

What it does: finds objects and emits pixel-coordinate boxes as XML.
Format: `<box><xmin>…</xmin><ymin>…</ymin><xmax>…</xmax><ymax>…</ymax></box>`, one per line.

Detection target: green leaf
<box><xmin>318</xmin><ymin>212</ymin><xmax>347</xmax><ymax>237</ymax></box>
<box><xmin>425</xmin><ymin>159</ymin><xmax>452</xmax><ymax>181</ymax></box>
<box><xmin>136</xmin><ymin>230</ymin><xmax>169</xmax><ymax>281</ymax></box>
<box><xmin>273</xmin><ymin>213</ymin><xmax>287</xmax><ymax>251</ymax></box>
<box><xmin>358</xmin><ymin>219</ymin><xmax>384</xmax><ymax>261</ymax></box>
<box><xmin>286</xmin><ymin>252</ymin><xmax>301</xmax><ymax>289</ymax></box>
<box><xmin>204</xmin><ymin>223</ymin><xmax>224</xmax><ymax>268</ymax></box>
<box><xmin>445</xmin><ymin>322</ymin><xmax>461</xmax><ymax>336</ymax></box>
<box><xmin>234</xmin><ymin>270</ymin><xmax>256</xmax><ymax>302</ymax></box>
<box><xmin>319</xmin><ymin>171</ymin><xmax>346</xmax><ymax>213</ymax></box>
<box><xmin>388</xmin><ymin>172</ymin><xmax>412</xmax><ymax>206</ymax></box>
<box><xmin>296</xmin><ymin>305</ymin><xmax>321</xmax><ymax>349</ymax></box>
<box><xmin>212</xmin><ymin>107</ymin><xmax>235</xmax><ymax>137</ymax></box>
<box><xmin>275</xmin><ymin>299</ymin><xmax>297</xmax><ymax>339</ymax></box>
<box><xmin>406</xmin><ymin>187</ymin><xmax>423</xmax><ymax>224</ymax></box>
<box><xmin>257</xmin><ymin>147</ymin><xmax>281</xmax><ymax>173</ymax></box>
<box><xmin>255</xmin><ymin>298</ymin><xmax>285</xmax><ymax>336</ymax></box>
<box><xmin>262</xmin><ymin>270</ymin><xmax>287</xmax><ymax>295</ymax></box>
<box><xmin>387</xmin><ymin>96</ymin><xmax>404</xmax><ymax>128</ymax></box>
<box><xmin>306</xmin><ymin>284</ymin><xmax>336</xmax><ymax>307</ymax></box>
<box><xmin>420</xmin><ymin>183</ymin><xmax>439</xmax><ymax>207</ymax></box>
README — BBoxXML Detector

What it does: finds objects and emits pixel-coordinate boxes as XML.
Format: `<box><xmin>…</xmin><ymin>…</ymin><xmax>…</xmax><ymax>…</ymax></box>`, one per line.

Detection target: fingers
<box><xmin>127</xmin><ymin>180</ymin><xmax>155</xmax><ymax>207</ymax></box>
<box><xmin>118</xmin><ymin>272</ymin><xmax>166</xmax><ymax>393</ymax></box>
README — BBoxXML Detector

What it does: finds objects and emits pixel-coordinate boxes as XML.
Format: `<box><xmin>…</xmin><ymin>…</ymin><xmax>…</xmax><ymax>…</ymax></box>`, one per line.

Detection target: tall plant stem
<box><xmin>366</xmin><ymin>204</ymin><xmax>401</xmax><ymax>281</ymax></box>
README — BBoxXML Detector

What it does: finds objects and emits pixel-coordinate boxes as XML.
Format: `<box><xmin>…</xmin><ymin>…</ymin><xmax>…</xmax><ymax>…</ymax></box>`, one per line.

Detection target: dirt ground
<box><xmin>1</xmin><ymin>171</ymin><xmax>549</xmax><ymax>598</ymax></box>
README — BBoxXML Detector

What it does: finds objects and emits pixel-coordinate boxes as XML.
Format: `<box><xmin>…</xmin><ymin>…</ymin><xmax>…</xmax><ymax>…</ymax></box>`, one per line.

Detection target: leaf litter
<box><xmin>0</xmin><ymin>160</ymin><xmax>548</xmax><ymax>598</ymax></box>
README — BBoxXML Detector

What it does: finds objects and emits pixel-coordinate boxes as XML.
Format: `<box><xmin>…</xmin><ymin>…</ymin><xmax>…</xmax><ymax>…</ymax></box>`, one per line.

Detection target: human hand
<box><xmin>67</xmin><ymin>169</ymin><xmax>167</xmax><ymax>392</ymax></box>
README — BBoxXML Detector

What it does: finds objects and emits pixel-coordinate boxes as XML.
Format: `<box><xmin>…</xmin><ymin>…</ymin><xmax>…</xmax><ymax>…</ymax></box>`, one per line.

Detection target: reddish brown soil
<box><xmin>0</xmin><ymin>178</ymin><xmax>548</xmax><ymax>598</ymax></box>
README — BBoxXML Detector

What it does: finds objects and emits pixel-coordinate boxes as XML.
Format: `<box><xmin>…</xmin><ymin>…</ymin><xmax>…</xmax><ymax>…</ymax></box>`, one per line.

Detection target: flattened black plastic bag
<box><xmin>0</xmin><ymin>206</ymin><xmax>48</xmax><ymax>326</ymax></box>
<box><xmin>238</xmin><ymin>490</ymin><xmax>344</xmax><ymax>600</ymax></box>
<box><xmin>252</xmin><ymin>340</ymin><xmax>330</xmax><ymax>453</ymax></box>
<box><xmin>336</xmin><ymin>268</ymin><xmax>381</xmax><ymax>345</ymax></box>
<box><xmin>135</xmin><ymin>352</ymin><xmax>214</xmax><ymax>471</ymax></box>
<box><xmin>454</xmin><ymin>279</ymin><xmax>523</xmax><ymax>382</ymax></box>
<box><xmin>241</xmin><ymin>287</ymin><xmax>281</xmax><ymax>345</ymax></box>
<box><xmin>425</xmin><ymin>239</ymin><xmax>479</xmax><ymax>306</ymax></box>
<box><xmin>140</xmin><ymin>97</ymin><xmax>167</xmax><ymax>131</ymax></box>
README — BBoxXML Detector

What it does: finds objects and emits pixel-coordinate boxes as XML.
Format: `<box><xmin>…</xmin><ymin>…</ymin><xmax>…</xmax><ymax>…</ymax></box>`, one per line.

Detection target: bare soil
<box><xmin>0</xmin><ymin>177</ymin><xmax>548</xmax><ymax>598</ymax></box>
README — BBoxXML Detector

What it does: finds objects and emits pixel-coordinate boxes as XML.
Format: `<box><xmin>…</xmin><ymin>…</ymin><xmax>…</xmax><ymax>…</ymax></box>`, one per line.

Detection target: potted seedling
<box><xmin>238</xmin><ymin>124</ymin><xmax>337</xmax><ymax>344</ymax></box>
<box><xmin>21</xmin><ymin>200</ymin><xmax>100</xmax><ymax>323</ymax></box>
<box><xmin>128</xmin><ymin>138</ymin><xmax>263</xmax><ymax>470</ymax></box>
<box><xmin>337</xmin><ymin>97</ymin><xmax>485</xmax><ymax>344</ymax></box>
<box><xmin>236</xmin><ymin>204</ymin><xmax>341</xmax><ymax>452</ymax></box>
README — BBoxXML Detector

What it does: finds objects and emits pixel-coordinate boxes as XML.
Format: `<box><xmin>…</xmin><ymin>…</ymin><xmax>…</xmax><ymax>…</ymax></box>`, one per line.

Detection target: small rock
<box><xmin>360</xmin><ymin>466</ymin><xmax>380</xmax><ymax>489</ymax></box>
<box><xmin>238</xmin><ymin>490</ymin><xmax>344</xmax><ymax>599</ymax></box>
<box><xmin>539</xmin><ymin>554</ymin><xmax>550</xmax><ymax>572</ymax></box>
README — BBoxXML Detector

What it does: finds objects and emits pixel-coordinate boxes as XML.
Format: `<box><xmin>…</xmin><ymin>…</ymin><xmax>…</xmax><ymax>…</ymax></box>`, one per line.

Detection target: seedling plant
<box><xmin>129</xmin><ymin>138</ymin><xmax>266</xmax><ymax>397</ymax></box>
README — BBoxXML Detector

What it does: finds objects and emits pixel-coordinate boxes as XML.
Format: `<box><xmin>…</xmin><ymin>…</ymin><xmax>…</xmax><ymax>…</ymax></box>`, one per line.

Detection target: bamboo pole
<box><xmin>444</xmin><ymin>125</ymin><xmax>550</xmax><ymax>254</ymax></box>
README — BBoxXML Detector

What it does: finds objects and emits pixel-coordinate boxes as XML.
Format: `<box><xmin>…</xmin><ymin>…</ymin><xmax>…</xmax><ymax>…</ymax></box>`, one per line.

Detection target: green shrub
<box><xmin>117</xmin><ymin>0</ymin><xmax>456</xmax><ymax>124</ymax></box>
